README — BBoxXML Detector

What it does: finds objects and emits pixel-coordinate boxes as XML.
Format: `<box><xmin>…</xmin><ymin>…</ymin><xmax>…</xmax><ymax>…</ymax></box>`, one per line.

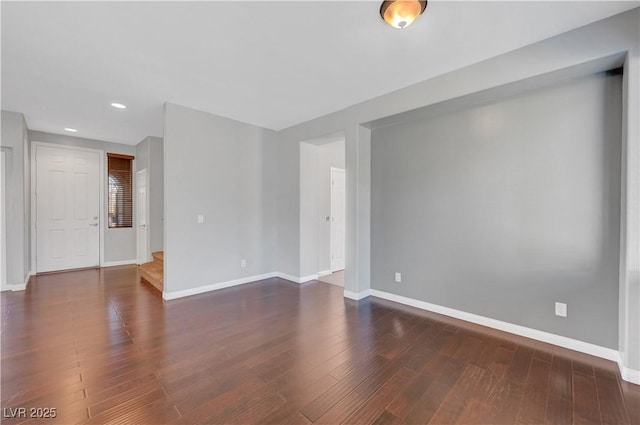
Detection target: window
<box><xmin>107</xmin><ymin>153</ymin><xmax>134</xmax><ymax>228</ymax></box>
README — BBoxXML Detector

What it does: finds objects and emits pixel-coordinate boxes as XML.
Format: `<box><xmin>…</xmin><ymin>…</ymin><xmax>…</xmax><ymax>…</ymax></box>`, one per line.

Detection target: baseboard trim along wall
<box><xmin>273</xmin><ymin>272</ymin><xmax>300</xmax><ymax>283</ymax></box>
<box><xmin>317</xmin><ymin>270</ymin><xmax>332</xmax><ymax>277</ymax></box>
<box><xmin>619</xmin><ymin>363</ymin><xmax>640</xmax><ymax>385</ymax></box>
<box><xmin>274</xmin><ymin>272</ymin><xmax>317</xmax><ymax>284</ymax></box>
<box><xmin>102</xmin><ymin>259</ymin><xmax>138</xmax><ymax>267</ymax></box>
<box><xmin>10</xmin><ymin>262</ymin><xmax>137</xmax><ymax>291</ymax></box>
<box><xmin>162</xmin><ymin>272</ymin><xmax>279</xmax><ymax>300</ymax></box>
<box><xmin>362</xmin><ymin>288</ymin><xmax>638</xmax><ymax>384</ymax></box>
<box><xmin>162</xmin><ymin>271</ymin><xmax>328</xmax><ymax>300</ymax></box>
<box><xmin>343</xmin><ymin>289</ymin><xmax>371</xmax><ymax>301</ymax></box>
<box><xmin>11</xmin><ymin>271</ymin><xmax>34</xmax><ymax>291</ymax></box>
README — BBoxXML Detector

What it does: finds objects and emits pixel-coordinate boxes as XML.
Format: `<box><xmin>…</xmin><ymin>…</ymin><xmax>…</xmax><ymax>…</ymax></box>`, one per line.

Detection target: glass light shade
<box><xmin>380</xmin><ymin>1</ymin><xmax>427</xmax><ymax>29</ymax></box>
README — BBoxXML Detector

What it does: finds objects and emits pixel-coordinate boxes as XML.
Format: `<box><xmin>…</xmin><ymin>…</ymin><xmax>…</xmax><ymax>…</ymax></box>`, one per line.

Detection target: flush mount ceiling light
<box><xmin>380</xmin><ymin>0</ymin><xmax>427</xmax><ymax>29</ymax></box>
<box><xmin>111</xmin><ymin>102</ymin><xmax>127</xmax><ymax>109</ymax></box>
<box><xmin>64</xmin><ymin>127</ymin><xmax>78</xmax><ymax>133</ymax></box>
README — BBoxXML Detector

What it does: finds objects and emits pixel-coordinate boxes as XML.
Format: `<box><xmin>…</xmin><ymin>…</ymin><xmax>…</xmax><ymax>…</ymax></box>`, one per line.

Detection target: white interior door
<box><xmin>36</xmin><ymin>145</ymin><xmax>100</xmax><ymax>273</ymax></box>
<box><xmin>330</xmin><ymin>167</ymin><xmax>345</xmax><ymax>272</ymax></box>
<box><xmin>136</xmin><ymin>169</ymin><xmax>149</xmax><ymax>264</ymax></box>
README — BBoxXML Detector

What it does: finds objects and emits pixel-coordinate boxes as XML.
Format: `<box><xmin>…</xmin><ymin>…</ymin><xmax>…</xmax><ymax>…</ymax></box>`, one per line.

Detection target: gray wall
<box><xmin>135</xmin><ymin>136</ymin><xmax>151</xmax><ymax>261</ymax></box>
<box><xmin>1</xmin><ymin>110</ymin><xmax>30</xmax><ymax>287</ymax></box>
<box><xmin>29</xmin><ymin>131</ymin><xmax>137</xmax><ymax>263</ymax></box>
<box><xmin>274</xmin><ymin>9</ymin><xmax>638</xmax><ymax>372</ymax></box>
<box><xmin>135</xmin><ymin>136</ymin><xmax>164</xmax><ymax>254</ymax></box>
<box><xmin>163</xmin><ymin>103</ymin><xmax>277</xmax><ymax>293</ymax></box>
<box><xmin>149</xmin><ymin>137</ymin><xmax>164</xmax><ymax>253</ymax></box>
<box><xmin>371</xmin><ymin>72</ymin><xmax>622</xmax><ymax>348</ymax></box>
<box><xmin>299</xmin><ymin>142</ymin><xmax>319</xmax><ymax>277</ymax></box>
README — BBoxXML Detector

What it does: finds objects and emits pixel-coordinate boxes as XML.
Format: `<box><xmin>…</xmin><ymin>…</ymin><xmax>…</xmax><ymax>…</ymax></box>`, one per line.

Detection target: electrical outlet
<box><xmin>240</xmin><ymin>259</ymin><xmax>247</xmax><ymax>268</ymax></box>
<box><xmin>395</xmin><ymin>272</ymin><xmax>401</xmax><ymax>283</ymax></box>
<box><xmin>197</xmin><ymin>214</ymin><xmax>204</xmax><ymax>224</ymax></box>
<box><xmin>555</xmin><ymin>302</ymin><xmax>567</xmax><ymax>317</ymax></box>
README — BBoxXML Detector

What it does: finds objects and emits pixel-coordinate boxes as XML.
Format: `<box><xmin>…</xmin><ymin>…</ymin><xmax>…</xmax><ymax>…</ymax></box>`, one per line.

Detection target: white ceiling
<box><xmin>2</xmin><ymin>1</ymin><xmax>638</xmax><ymax>145</ymax></box>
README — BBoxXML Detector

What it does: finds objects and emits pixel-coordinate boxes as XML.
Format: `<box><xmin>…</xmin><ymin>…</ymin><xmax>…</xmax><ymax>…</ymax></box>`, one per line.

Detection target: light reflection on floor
<box><xmin>317</xmin><ymin>270</ymin><xmax>344</xmax><ymax>287</ymax></box>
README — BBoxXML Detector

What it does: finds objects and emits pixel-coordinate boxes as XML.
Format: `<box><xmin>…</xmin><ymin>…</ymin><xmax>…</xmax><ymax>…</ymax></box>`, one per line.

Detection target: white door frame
<box><xmin>330</xmin><ymin>167</ymin><xmax>346</xmax><ymax>272</ymax></box>
<box><xmin>31</xmin><ymin>142</ymin><xmax>105</xmax><ymax>271</ymax></box>
<box><xmin>136</xmin><ymin>168</ymin><xmax>150</xmax><ymax>264</ymax></box>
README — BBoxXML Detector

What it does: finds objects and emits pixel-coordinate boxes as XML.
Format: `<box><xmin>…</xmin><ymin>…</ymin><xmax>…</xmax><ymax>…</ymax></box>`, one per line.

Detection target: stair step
<box><xmin>139</xmin><ymin>261</ymin><xmax>163</xmax><ymax>293</ymax></box>
<box><xmin>152</xmin><ymin>251</ymin><xmax>164</xmax><ymax>263</ymax></box>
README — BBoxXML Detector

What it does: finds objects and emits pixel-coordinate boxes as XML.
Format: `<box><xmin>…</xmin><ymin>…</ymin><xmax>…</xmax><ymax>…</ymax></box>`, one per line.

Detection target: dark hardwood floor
<box><xmin>1</xmin><ymin>265</ymin><xmax>638</xmax><ymax>425</ymax></box>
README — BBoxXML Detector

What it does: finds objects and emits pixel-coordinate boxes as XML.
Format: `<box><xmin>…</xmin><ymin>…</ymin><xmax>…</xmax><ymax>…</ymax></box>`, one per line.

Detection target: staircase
<box><xmin>139</xmin><ymin>251</ymin><xmax>163</xmax><ymax>293</ymax></box>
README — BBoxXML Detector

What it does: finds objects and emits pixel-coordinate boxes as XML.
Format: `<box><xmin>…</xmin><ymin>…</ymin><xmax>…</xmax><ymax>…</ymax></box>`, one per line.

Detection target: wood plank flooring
<box><xmin>1</xmin><ymin>265</ymin><xmax>638</xmax><ymax>424</ymax></box>
<box><xmin>317</xmin><ymin>271</ymin><xmax>344</xmax><ymax>287</ymax></box>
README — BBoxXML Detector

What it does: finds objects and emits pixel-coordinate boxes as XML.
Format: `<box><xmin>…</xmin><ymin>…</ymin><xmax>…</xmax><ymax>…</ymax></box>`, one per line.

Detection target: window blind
<box><xmin>107</xmin><ymin>153</ymin><xmax>134</xmax><ymax>228</ymax></box>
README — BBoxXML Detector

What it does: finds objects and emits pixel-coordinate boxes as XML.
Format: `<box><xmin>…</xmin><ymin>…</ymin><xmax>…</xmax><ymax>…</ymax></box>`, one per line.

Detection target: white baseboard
<box><xmin>162</xmin><ymin>272</ymin><xmax>277</xmax><ymax>300</ymax></box>
<box><xmin>102</xmin><ymin>259</ymin><xmax>137</xmax><ymax>267</ymax></box>
<box><xmin>368</xmin><ymin>289</ymin><xmax>619</xmax><ymax>362</ymax></box>
<box><xmin>344</xmin><ymin>289</ymin><xmax>371</xmax><ymax>300</ymax></box>
<box><xmin>274</xmin><ymin>272</ymin><xmax>317</xmax><ymax>284</ymax></box>
<box><xmin>274</xmin><ymin>272</ymin><xmax>301</xmax><ymax>283</ymax></box>
<box><xmin>618</xmin><ymin>360</ymin><xmax>640</xmax><ymax>385</ymax></box>
<box><xmin>163</xmin><ymin>271</ymin><xmax>327</xmax><ymax>299</ymax></box>
<box><xmin>366</xmin><ymin>288</ymin><xmax>640</xmax><ymax>384</ymax></box>
<box><xmin>317</xmin><ymin>270</ymin><xmax>332</xmax><ymax>277</ymax></box>
<box><xmin>11</xmin><ymin>271</ymin><xmax>33</xmax><ymax>291</ymax></box>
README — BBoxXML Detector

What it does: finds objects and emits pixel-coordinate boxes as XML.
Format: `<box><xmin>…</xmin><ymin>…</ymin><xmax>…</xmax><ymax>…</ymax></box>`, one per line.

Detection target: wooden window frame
<box><xmin>107</xmin><ymin>153</ymin><xmax>135</xmax><ymax>229</ymax></box>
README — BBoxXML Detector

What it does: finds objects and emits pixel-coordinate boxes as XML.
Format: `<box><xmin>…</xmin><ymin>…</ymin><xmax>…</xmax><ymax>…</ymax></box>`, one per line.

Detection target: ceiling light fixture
<box><xmin>380</xmin><ymin>0</ymin><xmax>427</xmax><ymax>29</ymax></box>
<box><xmin>64</xmin><ymin>128</ymin><xmax>78</xmax><ymax>133</ymax></box>
<box><xmin>111</xmin><ymin>102</ymin><xmax>127</xmax><ymax>109</ymax></box>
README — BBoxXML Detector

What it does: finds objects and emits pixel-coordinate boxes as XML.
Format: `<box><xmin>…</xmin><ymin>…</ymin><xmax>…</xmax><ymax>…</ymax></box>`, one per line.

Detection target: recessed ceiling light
<box><xmin>111</xmin><ymin>102</ymin><xmax>127</xmax><ymax>109</ymax></box>
<box><xmin>64</xmin><ymin>128</ymin><xmax>78</xmax><ymax>133</ymax></box>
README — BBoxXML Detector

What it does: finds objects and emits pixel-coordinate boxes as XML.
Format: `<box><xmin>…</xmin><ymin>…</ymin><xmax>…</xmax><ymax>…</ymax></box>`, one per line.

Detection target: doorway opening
<box><xmin>299</xmin><ymin>131</ymin><xmax>346</xmax><ymax>287</ymax></box>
